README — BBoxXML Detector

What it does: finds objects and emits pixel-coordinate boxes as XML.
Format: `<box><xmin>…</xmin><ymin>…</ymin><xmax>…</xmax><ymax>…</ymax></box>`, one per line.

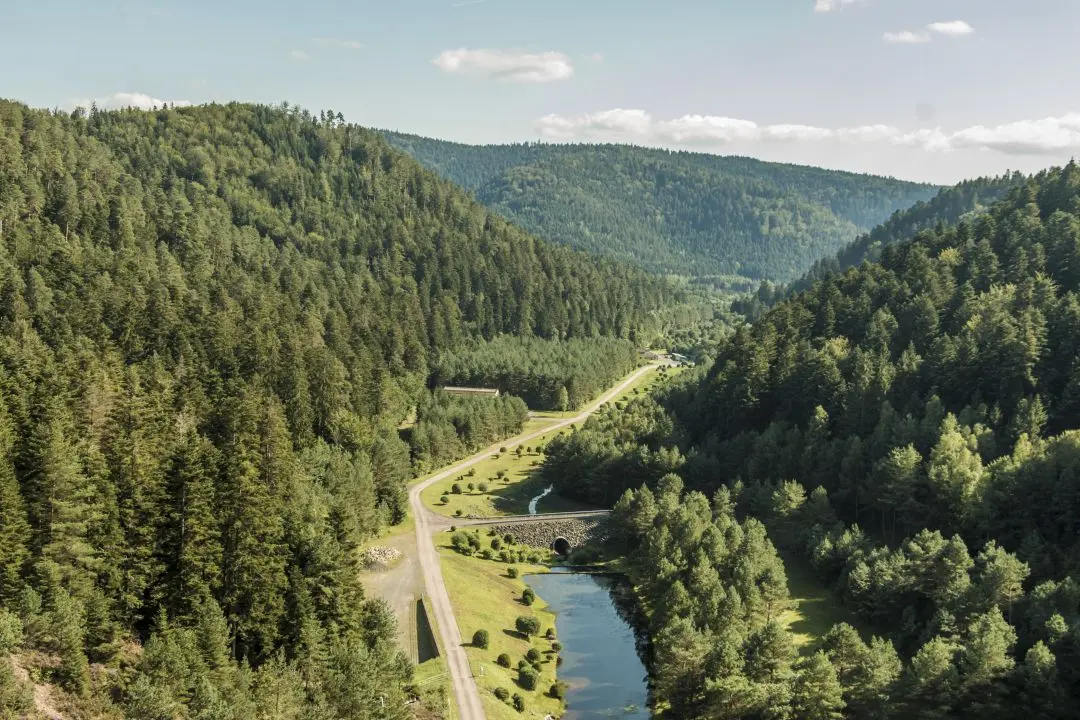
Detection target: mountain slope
<box><xmin>383</xmin><ymin>132</ymin><xmax>938</xmax><ymax>282</ymax></box>
<box><xmin>542</xmin><ymin>162</ymin><xmax>1080</xmax><ymax>718</ymax></box>
<box><xmin>0</xmin><ymin>100</ymin><xmax>675</xmax><ymax>717</ymax></box>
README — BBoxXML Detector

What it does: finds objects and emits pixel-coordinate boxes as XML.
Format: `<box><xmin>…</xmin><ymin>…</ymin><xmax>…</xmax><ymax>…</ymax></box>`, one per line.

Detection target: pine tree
<box><xmin>0</xmin><ymin>400</ymin><xmax>29</xmax><ymax>602</ymax></box>
<box><xmin>793</xmin><ymin>651</ymin><xmax>845</xmax><ymax>720</ymax></box>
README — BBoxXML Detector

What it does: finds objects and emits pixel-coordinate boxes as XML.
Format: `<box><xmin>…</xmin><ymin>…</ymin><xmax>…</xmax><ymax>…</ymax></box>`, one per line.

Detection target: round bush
<box><xmin>551</xmin><ymin>641</ymin><xmax>562</xmax><ymax>653</ymax></box>
<box><xmin>526</xmin><ymin>648</ymin><xmax>541</xmax><ymax>663</ymax></box>
<box><xmin>491</xmin><ymin>538</ymin><xmax>502</xmax><ymax>551</ymax></box>
<box><xmin>454</xmin><ymin>509</ymin><xmax>463</xmax><ymax>517</ymax></box>
<box><xmin>556</xmin><ymin>655</ymin><xmax>563</xmax><ymax>667</ymax></box>
<box><xmin>451</xmin><ymin>483</ymin><xmax>462</xmax><ymax>494</ymax></box>
<box><xmin>494</xmin><ymin>687</ymin><xmax>510</xmax><ymax>702</ymax></box>
<box><xmin>507</xmin><ymin>567</ymin><xmax>519</xmax><ymax>579</ymax></box>
<box><xmin>517</xmin><ymin>659</ymin><xmax>528</xmax><ymax>670</ymax></box>
<box><xmin>478</xmin><ymin>482</ymin><xmax>488</xmax><ymax>492</ymax></box>
<box><xmin>440</xmin><ymin>495</ymin><xmax>449</xmax><ymax>504</ymax></box>
<box><xmin>512</xmin><ymin>693</ymin><xmax>525</xmax><ymax>712</ymax></box>
<box><xmin>479</xmin><ymin>549</ymin><xmax>492</xmax><ymax>560</ymax></box>
<box><xmin>472</xmin><ymin>629</ymin><xmax>489</xmax><ymax>649</ymax></box>
<box><xmin>545</xmin><ymin>627</ymin><xmax>556</xmax><ymax>640</ymax></box>
<box><xmin>497</xmin><ymin>653</ymin><xmax>512</xmax><ymax>668</ymax></box>
<box><xmin>496</xmin><ymin>470</ymin><xmax>506</xmax><ymax>479</ymax></box>
<box><xmin>503</xmin><ymin>533</ymin><xmax>514</xmax><ymax>545</ymax></box>
<box><xmin>467</xmin><ymin>469</ymin><xmax>476</xmax><ymax>477</ymax></box>
<box><xmin>467</xmin><ymin>482</ymin><xmax>475</xmax><ymax>492</ymax></box>
<box><xmin>522</xmin><ymin>588</ymin><xmax>535</xmax><ymax>606</ymax></box>
<box><xmin>515</xmin><ymin>616</ymin><xmax>541</xmax><ymax>638</ymax></box>
<box><xmin>550</xmin><ymin>681</ymin><xmax>568</xmax><ymax>700</ymax></box>
<box><xmin>500</xmin><ymin>446</ymin><xmax>507</xmax><ymax>453</ymax></box>
<box><xmin>518</xmin><ymin>668</ymin><xmax>539</xmax><ymax>691</ymax></box>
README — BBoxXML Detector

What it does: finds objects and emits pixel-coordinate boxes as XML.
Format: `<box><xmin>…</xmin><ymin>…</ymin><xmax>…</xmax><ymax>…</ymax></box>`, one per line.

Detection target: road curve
<box><xmin>408</xmin><ymin>364</ymin><xmax>657</xmax><ymax>720</ymax></box>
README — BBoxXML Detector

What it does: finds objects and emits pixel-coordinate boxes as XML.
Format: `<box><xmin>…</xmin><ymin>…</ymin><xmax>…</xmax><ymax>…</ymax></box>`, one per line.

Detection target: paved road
<box><xmin>408</xmin><ymin>364</ymin><xmax>657</xmax><ymax>720</ymax></box>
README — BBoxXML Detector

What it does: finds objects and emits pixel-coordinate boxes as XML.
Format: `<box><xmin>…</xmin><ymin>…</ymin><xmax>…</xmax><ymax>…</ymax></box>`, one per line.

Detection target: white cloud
<box><xmin>535</xmin><ymin>109</ymin><xmax>1080</xmax><ymax>156</ymax></box>
<box><xmin>886</xmin><ymin>20</ymin><xmax>975</xmax><ymax>44</ymax></box>
<box><xmin>432</xmin><ymin>48</ymin><xmax>574</xmax><ymax>83</ymax></box>
<box><xmin>290</xmin><ymin>49</ymin><xmax>310</xmax><ymax>61</ymax></box>
<box><xmin>814</xmin><ymin>0</ymin><xmax>865</xmax><ymax>12</ymax></box>
<box><xmin>884</xmin><ymin>30</ymin><xmax>931</xmax><ymax>44</ymax></box>
<box><xmin>312</xmin><ymin>37</ymin><xmax>363</xmax><ymax>50</ymax></box>
<box><xmin>928</xmin><ymin>20</ymin><xmax>976</xmax><ymax>36</ymax></box>
<box><xmin>71</xmin><ymin>92</ymin><xmax>192</xmax><ymax>110</ymax></box>
<box><xmin>586</xmin><ymin>52</ymin><xmax>605</xmax><ymax>63</ymax></box>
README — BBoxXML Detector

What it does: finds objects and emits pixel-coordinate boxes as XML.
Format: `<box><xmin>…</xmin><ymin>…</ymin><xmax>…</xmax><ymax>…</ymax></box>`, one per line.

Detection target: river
<box><xmin>527</xmin><ymin>569</ymin><xmax>650</xmax><ymax>719</ymax></box>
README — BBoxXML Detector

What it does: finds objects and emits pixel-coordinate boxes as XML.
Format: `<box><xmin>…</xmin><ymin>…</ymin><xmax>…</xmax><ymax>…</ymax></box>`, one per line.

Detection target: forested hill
<box><xmin>383</xmin><ymin>132</ymin><xmax>938</xmax><ymax>282</ymax></box>
<box><xmin>544</xmin><ymin>162</ymin><xmax>1080</xmax><ymax>718</ymax></box>
<box><xmin>0</xmin><ymin>99</ymin><xmax>674</xmax><ymax>717</ymax></box>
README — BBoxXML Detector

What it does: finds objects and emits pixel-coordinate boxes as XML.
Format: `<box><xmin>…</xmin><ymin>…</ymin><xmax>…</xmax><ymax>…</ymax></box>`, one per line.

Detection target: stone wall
<box><xmin>486</xmin><ymin>517</ymin><xmax>607</xmax><ymax>550</ymax></box>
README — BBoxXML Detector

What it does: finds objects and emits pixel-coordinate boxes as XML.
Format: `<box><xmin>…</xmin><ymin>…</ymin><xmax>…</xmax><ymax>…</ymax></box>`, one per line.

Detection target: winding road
<box><xmin>408</xmin><ymin>364</ymin><xmax>658</xmax><ymax>720</ymax></box>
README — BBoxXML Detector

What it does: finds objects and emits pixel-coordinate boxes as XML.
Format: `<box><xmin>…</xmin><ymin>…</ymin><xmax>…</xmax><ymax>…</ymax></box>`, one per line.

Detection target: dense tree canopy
<box><xmin>547</xmin><ymin>163</ymin><xmax>1080</xmax><ymax>718</ymax></box>
<box><xmin>0</xmin><ymin>98</ymin><xmax>676</xmax><ymax>717</ymax></box>
<box><xmin>384</xmin><ymin>133</ymin><xmax>937</xmax><ymax>282</ymax></box>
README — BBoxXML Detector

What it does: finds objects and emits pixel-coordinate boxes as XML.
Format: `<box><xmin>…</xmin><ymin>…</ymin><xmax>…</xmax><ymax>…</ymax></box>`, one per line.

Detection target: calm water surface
<box><xmin>527</xmin><ymin>569</ymin><xmax>650</xmax><ymax>719</ymax></box>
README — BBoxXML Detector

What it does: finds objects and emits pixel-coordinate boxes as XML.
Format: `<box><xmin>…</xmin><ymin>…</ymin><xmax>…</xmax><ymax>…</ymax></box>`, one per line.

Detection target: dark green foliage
<box><xmin>522</xmin><ymin>588</ymin><xmax>535</xmax><ymax>606</ymax></box>
<box><xmin>525</xmin><ymin>648</ymin><xmax>541</xmax><ymax>663</ymax></box>
<box><xmin>410</xmin><ymin>392</ymin><xmax>529</xmax><ymax>471</ymax></box>
<box><xmin>0</xmin><ymin>99</ymin><xmax>675</xmax><ymax>715</ymax></box>
<box><xmin>549</xmin><ymin>681</ymin><xmax>568</xmax><ymax>699</ymax></box>
<box><xmin>384</xmin><ymin>133</ymin><xmax>937</xmax><ymax>281</ymax></box>
<box><xmin>472</xmin><ymin>629</ymin><xmax>489</xmax><ymax>649</ymax></box>
<box><xmin>507</xmin><ymin>567</ymin><xmax>518</xmax><ymax>578</ymax></box>
<box><xmin>497</xmin><ymin>653</ymin><xmax>512</xmax><ymax>668</ymax></box>
<box><xmin>517</xmin><ymin>667</ymin><xmax>539</xmax><ymax>691</ymax></box>
<box><xmin>433</xmin><ymin>336</ymin><xmax>640</xmax><ymax>410</ymax></box>
<box><xmin>515</xmin><ymin>616</ymin><xmax>541</xmax><ymax>638</ymax></box>
<box><xmin>547</xmin><ymin>163</ymin><xmax>1080</xmax><ymax>718</ymax></box>
<box><xmin>494</xmin><ymin>686</ymin><xmax>510</xmax><ymax>701</ymax></box>
<box><xmin>512</xmin><ymin>692</ymin><xmax>525</xmax><ymax>711</ymax></box>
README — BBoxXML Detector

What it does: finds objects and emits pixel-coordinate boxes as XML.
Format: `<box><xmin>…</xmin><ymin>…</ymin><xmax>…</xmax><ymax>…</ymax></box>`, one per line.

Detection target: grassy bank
<box><xmin>436</xmin><ymin>531</ymin><xmax>563</xmax><ymax>720</ymax></box>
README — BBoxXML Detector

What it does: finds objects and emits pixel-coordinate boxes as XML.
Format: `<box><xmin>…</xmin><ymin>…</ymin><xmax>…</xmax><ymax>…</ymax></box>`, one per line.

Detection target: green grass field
<box><xmin>778</xmin><ymin>554</ymin><xmax>860</xmax><ymax>653</ymax></box>
<box><xmin>436</xmin><ymin>533</ymin><xmax>563</xmax><ymax>720</ymax></box>
<box><xmin>419</xmin><ymin>365</ymin><xmax>675</xmax><ymax>519</ymax></box>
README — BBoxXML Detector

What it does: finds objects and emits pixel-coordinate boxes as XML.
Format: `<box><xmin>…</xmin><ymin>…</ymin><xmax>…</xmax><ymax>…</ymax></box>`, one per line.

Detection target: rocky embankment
<box><xmin>487</xmin><ymin>518</ymin><xmax>608</xmax><ymax>549</ymax></box>
<box><xmin>360</xmin><ymin>546</ymin><xmax>402</xmax><ymax>569</ymax></box>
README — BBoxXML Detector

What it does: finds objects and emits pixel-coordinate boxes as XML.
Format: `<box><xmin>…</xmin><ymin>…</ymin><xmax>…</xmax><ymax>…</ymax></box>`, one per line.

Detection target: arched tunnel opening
<box><xmin>552</xmin><ymin>537</ymin><xmax>572</xmax><ymax>557</ymax></box>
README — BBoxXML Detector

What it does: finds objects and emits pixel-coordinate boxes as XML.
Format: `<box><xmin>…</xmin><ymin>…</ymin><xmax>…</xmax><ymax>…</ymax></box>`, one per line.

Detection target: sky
<box><xmin>2</xmin><ymin>0</ymin><xmax>1079</xmax><ymax>184</ymax></box>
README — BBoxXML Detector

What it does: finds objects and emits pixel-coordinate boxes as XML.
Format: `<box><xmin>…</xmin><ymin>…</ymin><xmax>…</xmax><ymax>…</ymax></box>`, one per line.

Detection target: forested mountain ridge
<box><xmin>0</xmin><ymin>99</ymin><xmax>675</xmax><ymax>717</ymax></box>
<box><xmin>383</xmin><ymin>132</ymin><xmax>938</xmax><ymax>281</ymax></box>
<box><xmin>545</xmin><ymin>162</ymin><xmax>1080</xmax><ymax>718</ymax></box>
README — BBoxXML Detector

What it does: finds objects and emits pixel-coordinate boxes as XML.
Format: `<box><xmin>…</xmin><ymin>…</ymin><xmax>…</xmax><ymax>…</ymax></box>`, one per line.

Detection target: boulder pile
<box><xmin>360</xmin><ymin>546</ymin><xmax>402</xmax><ymax>569</ymax></box>
<box><xmin>487</xmin><ymin>518</ymin><xmax>607</xmax><ymax>550</ymax></box>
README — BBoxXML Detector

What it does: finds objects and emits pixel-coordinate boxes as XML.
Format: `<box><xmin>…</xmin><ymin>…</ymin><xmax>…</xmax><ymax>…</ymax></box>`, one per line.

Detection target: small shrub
<box><xmin>556</xmin><ymin>655</ymin><xmax>563</xmax><ymax>667</ymax></box>
<box><xmin>515</xmin><ymin>447</ymin><xmax>523</xmax><ymax>456</ymax></box>
<box><xmin>517</xmin><ymin>659</ymin><xmax>528</xmax><ymax>670</ymax></box>
<box><xmin>497</xmin><ymin>653</ymin><xmax>512</xmax><ymax>668</ymax></box>
<box><xmin>518</xmin><ymin>668</ymin><xmax>539</xmax><ymax>691</ymax></box>
<box><xmin>507</xmin><ymin>567</ymin><xmax>519</xmax><ymax>578</ymax></box>
<box><xmin>512</xmin><ymin>693</ymin><xmax>525</xmax><ymax>712</ymax></box>
<box><xmin>479</xmin><ymin>549</ymin><xmax>492</xmax><ymax>560</ymax></box>
<box><xmin>496</xmin><ymin>470</ymin><xmax>506</xmax><ymax>480</ymax></box>
<box><xmin>478</xmin><ymin>482</ymin><xmax>488</xmax><ymax>492</ymax></box>
<box><xmin>491</xmin><ymin>538</ymin><xmax>502</xmax><ymax>551</ymax></box>
<box><xmin>467</xmin><ymin>482</ymin><xmax>475</xmax><ymax>492</ymax></box>
<box><xmin>488</xmin><ymin>529</ymin><xmax>497</xmax><ymax>536</ymax></box>
<box><xmin>467</xmin><ymin>469</ymin><xmax>476</xmax><ymax>477</ymax></box>
<box><xmin>494</xmin><ymin>687</ymin><xmax>510</xmax><ymax>702</ymax></box>
<box><xmin>500</xmin><ymin>551</ymin><xmax>512</xmax><ymax>563</ymax></box>
<box><xmin>515</xmin><ymin>616</ymin><xmax>541</xmax><ymax>638</ymax></box>
<box><xmin>522</xmin><ymin>588</ymin><xmax>535</xmax><ymax>606</ymax></box>
<box><xmin>503</xmin><ymin>533</ymin><xmax>514</xmax><ymax>545</ymax></box>
<box><xmin>550</xmin><ymin>681</ymin><xmax>568</xmax><ymax>700</ymax></box>
<box><xmin>545</xmin><ymin>627</ymin><xmax>556</xmax><ymax>640</ymax></box>
<box><xmin>451</xmin><ymin>483</ymin><xmax>462</xmax><ymax>494</ymax></box>
<box><xmin>440</xmin><ymin>495</ymin><xmax>449</xmax><ymax>504</ymax></box>
<box><xmin>500</xmin><ymin>446</ymin><xmax>507</xmax><ymax>453</ymax></box>
<box><xmin>472</xmin><ymin>629</ymin><xmax>489</xmax><ymax>649</ymax></box>
<box><xmin>451</xmin><ymin>532</ymin><xmax>468</xmax><ymax>550</ymax></box>
<box><xmin>526</xmin><ymin>648</ymin><xmax>541</xmax><ymax>663</ymax></box>
<box><xmin>449</xmin><ymin>525</ymin><xmax>456</xmax><ymax>532</ymax></box>
<box><xmin>551</xmin><ymin>641</ymin><xmax>562</xmax><ymax>652</ymax></box>
<box><xmin>454</xmin><ymin>509</ymin><xmax>463</xmax><ymax>517</ymax></box>
<box><xmin>527</xmin><ymin>552</ymin><xmax>541</xmax><ymax>563</ymax></box>
<box><xmin>531</xmin><ymin>660</ymin><xmax>543</xmax><ymax>672</ymax></box>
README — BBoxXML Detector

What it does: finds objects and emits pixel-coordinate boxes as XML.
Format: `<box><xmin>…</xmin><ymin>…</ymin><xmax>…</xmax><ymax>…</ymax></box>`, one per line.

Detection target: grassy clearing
<box><xmin>420</xmin><ymin>365</ymin><xmax>668</xmax><ymax>519</ymax></box>
<box><xmin>779</xmin><ymin>554</ymin><xmax>859</xmax><ymax>653</ymax></box>
<box><xmin>436</xmin><ymin>532</ymin><xmax>563</xmax><ymax>720</ymax></box>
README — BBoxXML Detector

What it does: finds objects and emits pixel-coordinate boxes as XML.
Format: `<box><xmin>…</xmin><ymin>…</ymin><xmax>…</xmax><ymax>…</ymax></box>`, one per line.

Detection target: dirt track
<box><xmin>408</xmin><ymin>364</ymin><xmax>658</xmax><ymax>720</ymax></box>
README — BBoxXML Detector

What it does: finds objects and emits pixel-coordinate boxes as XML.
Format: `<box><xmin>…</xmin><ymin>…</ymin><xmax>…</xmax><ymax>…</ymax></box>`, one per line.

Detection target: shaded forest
<box><xmin>383</xmin><ymin>133</ymin><xmax>937</xmax><ymax>282</ymax></box>
<box><xmin>0</xmin><ymin>99</ymin><xmax>675</xmax><ymax>717</ymax></box>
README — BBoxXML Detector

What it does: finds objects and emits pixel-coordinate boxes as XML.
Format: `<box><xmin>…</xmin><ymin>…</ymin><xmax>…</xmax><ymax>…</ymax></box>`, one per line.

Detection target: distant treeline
<box><xmin>431</xmin><ymin>336</ymin><xmax>641</xmax><ymax>410</ymax></box>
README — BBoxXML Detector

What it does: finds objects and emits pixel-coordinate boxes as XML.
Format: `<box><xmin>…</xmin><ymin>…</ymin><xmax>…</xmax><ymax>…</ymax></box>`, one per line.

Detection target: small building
<box><xmin>440</xmin><ymin>386</ymin><xmax>501</xmax><ymax>399</ymax></box>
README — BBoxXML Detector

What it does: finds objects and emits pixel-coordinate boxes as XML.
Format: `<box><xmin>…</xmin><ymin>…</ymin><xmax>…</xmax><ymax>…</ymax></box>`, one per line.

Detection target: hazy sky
<box><xmin>3</xmin><ymin>0</ymin><xmax>1079</xmax><ymax>183</ymax></box>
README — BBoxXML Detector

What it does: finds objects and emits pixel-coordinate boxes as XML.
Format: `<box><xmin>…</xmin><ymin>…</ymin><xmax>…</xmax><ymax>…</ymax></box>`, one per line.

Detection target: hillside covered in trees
<box><xmin>0</xmin><ymin>99</ymin><xmax>677</xmax><ymax>717</ymax></box>
<box><xmin>383</xmin><ymin>132</ymin><xmax>937</xmax><ymax>282</ymax></box>
<box><xmin>545</xmin><ymin>163</ymin><xmax>1080</xmax><ymax>718</ymax></box>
